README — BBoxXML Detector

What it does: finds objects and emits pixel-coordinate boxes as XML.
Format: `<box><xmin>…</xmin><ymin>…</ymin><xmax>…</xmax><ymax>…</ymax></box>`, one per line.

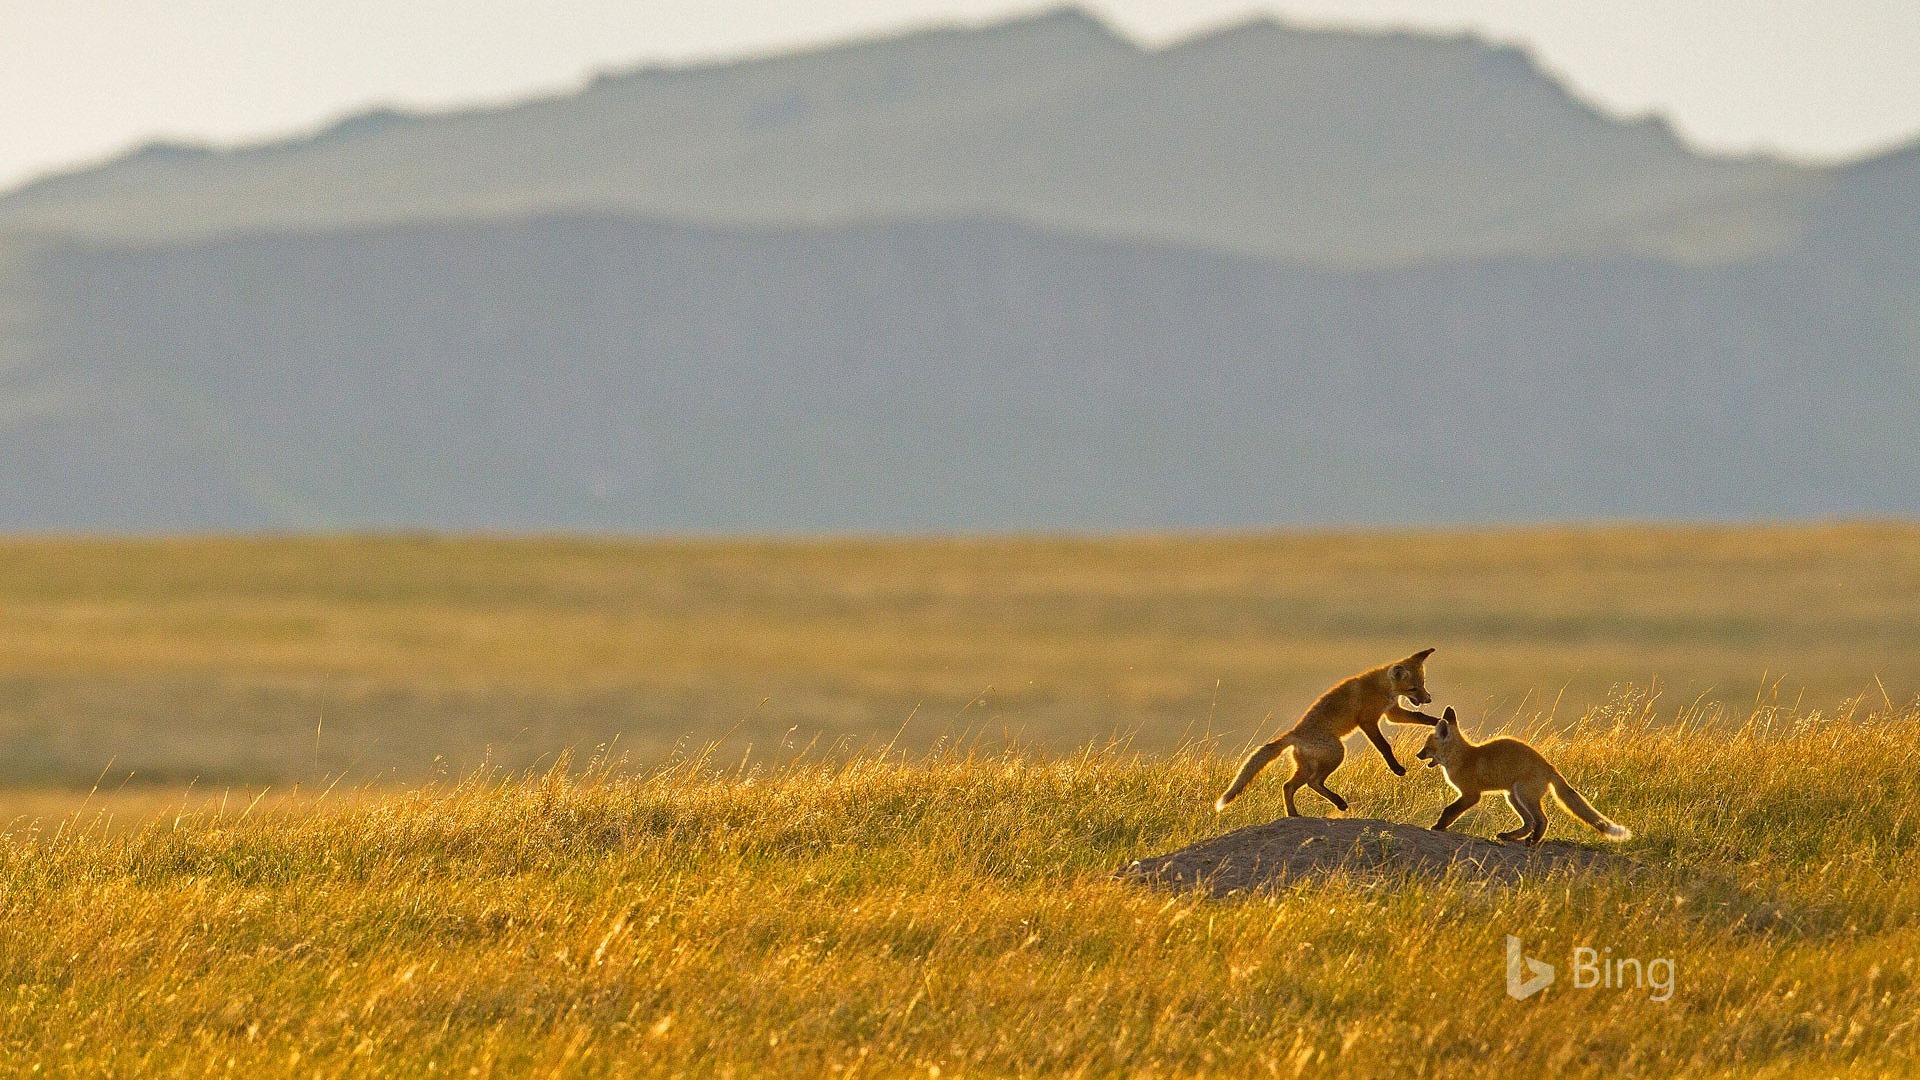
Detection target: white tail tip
<box><xmin>1214</xmin><ymin>797</ymin><xmax>1230</xmax><ymax>813</ymax></box>
<box><xmin>1602</xmin><ymin>822</ymin><xmax>1632</xmax><ymax>841</ymax></box>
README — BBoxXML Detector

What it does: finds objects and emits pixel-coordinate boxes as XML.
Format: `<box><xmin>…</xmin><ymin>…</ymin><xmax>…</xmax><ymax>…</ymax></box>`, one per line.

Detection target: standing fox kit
<box><xmin>1215</xmin><ymin>649</ymin><xmax>1441</xmax><ymax>816</ymax></box>
<box><xmin>1415</xmin><ymin>708</ymin><xmax>1631</xmax><ymax>845</ymax></box>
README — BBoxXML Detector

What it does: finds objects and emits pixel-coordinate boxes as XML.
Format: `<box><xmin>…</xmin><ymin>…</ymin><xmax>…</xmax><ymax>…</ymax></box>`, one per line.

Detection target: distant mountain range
<box><xmin>2</xmin><ymin>9</ymin><xmax>1915</xmax><ymax>529</ymax></box>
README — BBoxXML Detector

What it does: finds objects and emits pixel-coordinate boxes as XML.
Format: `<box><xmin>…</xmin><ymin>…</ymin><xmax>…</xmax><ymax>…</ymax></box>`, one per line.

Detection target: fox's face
<box><xmin>1390</xmin><ymin>648</ymin><xmax>1436</xmax><ymax>706</ymax></box>
<box><xmin>1415</xmin><ymin>707</ymin><xmax>1459</xmax><ymax>768</ymax></box>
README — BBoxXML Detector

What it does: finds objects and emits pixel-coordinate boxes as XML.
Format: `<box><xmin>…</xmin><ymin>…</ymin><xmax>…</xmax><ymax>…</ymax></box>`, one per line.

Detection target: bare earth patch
<box><xmin>1120</xmin><ymin>817</ymin><xmax>1628</xmax><ymax>895</ymax></box>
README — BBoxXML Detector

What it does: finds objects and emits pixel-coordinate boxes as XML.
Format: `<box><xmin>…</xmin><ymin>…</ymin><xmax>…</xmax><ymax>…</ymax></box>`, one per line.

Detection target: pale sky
<box><xmin>4</xmin><ymin>1</ymin><xmax>1918</xmax><ymax>193</ymax></box>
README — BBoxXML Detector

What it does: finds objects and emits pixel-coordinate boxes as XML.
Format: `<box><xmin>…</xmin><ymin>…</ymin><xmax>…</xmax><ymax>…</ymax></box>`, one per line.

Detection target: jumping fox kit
<box><xmin>1215</xmin><ymin>649</ymin><xmax>1441</xmax><ymax>816</ymax></box>
<box><xmin>1415</xmin><ymin>707</ymin><xmax>1631</xmax><ymax>845</ymax></box>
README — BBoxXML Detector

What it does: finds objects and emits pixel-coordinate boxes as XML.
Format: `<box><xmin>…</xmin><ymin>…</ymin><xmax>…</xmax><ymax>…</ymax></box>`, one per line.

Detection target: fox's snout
<box><xmin>1406</xmin><ymin>689</ymin><xmax>1432</xmax><ymax>706</ymax></box>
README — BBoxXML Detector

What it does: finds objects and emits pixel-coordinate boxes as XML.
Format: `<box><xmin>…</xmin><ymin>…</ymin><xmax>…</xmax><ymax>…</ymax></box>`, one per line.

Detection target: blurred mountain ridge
<box><xmin>0</xmin><ymin>7</ymin><xmax>1914</xmax><ymax>529</ymax></box>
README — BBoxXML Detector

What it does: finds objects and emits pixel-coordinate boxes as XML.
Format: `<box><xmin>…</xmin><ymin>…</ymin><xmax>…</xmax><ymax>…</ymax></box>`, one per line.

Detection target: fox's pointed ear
<box><xmin>1411</xmin><ymin>648</ymin><xmax>1436</xmax><ymax>663</ymax></box>
<box><xmin>1443</xmin><ymin>707</ymin><xmax>1456</xmax><ymax>721</ymax></box>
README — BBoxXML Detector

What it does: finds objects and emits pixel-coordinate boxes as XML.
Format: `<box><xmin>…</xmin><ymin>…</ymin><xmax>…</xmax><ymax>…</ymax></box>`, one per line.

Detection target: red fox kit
<box><xmin>1415</xmin><ymin>707</ymin><xmax>1631</xmax><ymax>845</ymax></box>
<box><xmin>1215</xmin><ymin>649</ymin><xmax>1441</xmax><ymax>816</ymax></box>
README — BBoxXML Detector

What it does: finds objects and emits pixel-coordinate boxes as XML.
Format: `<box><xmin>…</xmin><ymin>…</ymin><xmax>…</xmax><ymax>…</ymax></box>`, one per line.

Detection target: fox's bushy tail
<box><xmin>1215</xmin><ymin>736</ymin><xmax>1293</xmax><ymax>811</ymax></box>
<box><xmin>1550</xmin><ymin>775</ymin><xmax>1632</xmax><ymax>841</ymax></box>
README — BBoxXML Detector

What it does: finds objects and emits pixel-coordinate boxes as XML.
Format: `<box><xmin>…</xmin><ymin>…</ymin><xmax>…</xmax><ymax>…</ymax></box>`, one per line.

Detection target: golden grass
<box><xmin>2</xmin><ymin>695</ymin><xmax>1915</xmax><ymax>1077</ymax></box>
<box><xmin>0</xmin><ymin>526</ymin><xmax>1915</xmax><ymax>1073</ymax></box>
<box><xmin>1</xmin><ymin>526</ymin><xmax>1916</xmax><ymax>786</ymax></box>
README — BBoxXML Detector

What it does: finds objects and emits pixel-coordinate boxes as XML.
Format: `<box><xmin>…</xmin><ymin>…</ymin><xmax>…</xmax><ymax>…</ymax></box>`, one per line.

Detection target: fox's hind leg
<box><xmin>1287</xmin><ymin>737</ymin><xmax>1345</xmax><ymax>817</ymax></box>
<box><xmin>1306</xmin><ymin>776</ymin><xmax>1349</xmax><ymax>813</ymax></box>
<box><xmin>1297</xmin><ymin>734</ymin><xmax>1344</xmax><ymax>810</ymax></box>
<box><xmin>1496</xmin><ymin>791</ymin><xmax>1534</xmax><ymax>842</ymax></box>
<box><xmin>1510</xmin><ymin>782</ymin><xmax>1549</xmax><ymax>846</ymax></box>
<box><xmin>1281</xmin><ymin>768</ymin><xmax>1306</xmax><ymax>817</ymax></box>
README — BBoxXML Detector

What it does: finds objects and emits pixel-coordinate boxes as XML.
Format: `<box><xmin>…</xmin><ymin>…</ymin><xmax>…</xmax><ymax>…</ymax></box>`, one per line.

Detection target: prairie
<box><xmin>1</xmin><ymin>702</ymin><xmax>1916</xmax><ymax>1076</ymax></box>
<box><xmin>0</xmin><ymin>526</ymin><xmax>1916</xmax><ymax>1075</ymax></box>
<box><xmin>0</xmin><ymin>525</ymin><xmax>1916</xmax><ymax>789</ymax></box>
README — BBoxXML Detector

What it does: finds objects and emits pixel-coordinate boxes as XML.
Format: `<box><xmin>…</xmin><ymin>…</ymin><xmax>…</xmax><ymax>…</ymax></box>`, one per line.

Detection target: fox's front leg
<box><xmin>1358</xmin><ymin>718</ymin><xmax>1406</xmax><ymax>776</ymax></box>
<box><xmin>1386</xmin><ymin>701</ymin><xmax>1441</xmax><ymax>726</ymax></box>
<box><xmin>1432</xmin><ymin>792</ymin><xmax>1481</xmax><ymax>832</ymax></box>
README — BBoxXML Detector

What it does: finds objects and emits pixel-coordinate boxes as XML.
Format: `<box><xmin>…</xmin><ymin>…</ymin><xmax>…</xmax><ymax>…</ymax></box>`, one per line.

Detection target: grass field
<box><xmin>2</xmin><ymin>699</ymin><xmax>1915</xmax><ymax>1076</ymax></box>
<box><xmin>1</xmin><ymin>525</ymin><xmax>1916</xmax><ymax>791</ymax></box>
<box><xmin>1</xmin><ymin>526</ymin><xmax>1916</xmax><ymax>1075</ymax></box>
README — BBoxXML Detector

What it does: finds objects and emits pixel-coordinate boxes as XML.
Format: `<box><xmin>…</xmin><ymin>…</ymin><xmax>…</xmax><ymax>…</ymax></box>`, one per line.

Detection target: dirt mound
<box><xmin>1119</xmin><ymin>817</ymin><xmax>1628</xmax><ymax>895</ymax></box>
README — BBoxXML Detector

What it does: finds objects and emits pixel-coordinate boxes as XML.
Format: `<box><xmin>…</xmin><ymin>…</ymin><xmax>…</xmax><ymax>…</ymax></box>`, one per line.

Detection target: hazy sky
<box><xmin>4</xmin><ymin>1</ymin><xmax>1917</xmax><ymax>192</ymax></box>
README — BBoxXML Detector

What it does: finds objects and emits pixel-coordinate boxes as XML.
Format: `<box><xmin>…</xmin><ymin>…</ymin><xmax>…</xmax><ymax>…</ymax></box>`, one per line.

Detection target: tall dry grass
<box><xmin>2</xmin><ymin>694</ymin><xmax>1915</xmax><ymax>1077</ymax></box>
